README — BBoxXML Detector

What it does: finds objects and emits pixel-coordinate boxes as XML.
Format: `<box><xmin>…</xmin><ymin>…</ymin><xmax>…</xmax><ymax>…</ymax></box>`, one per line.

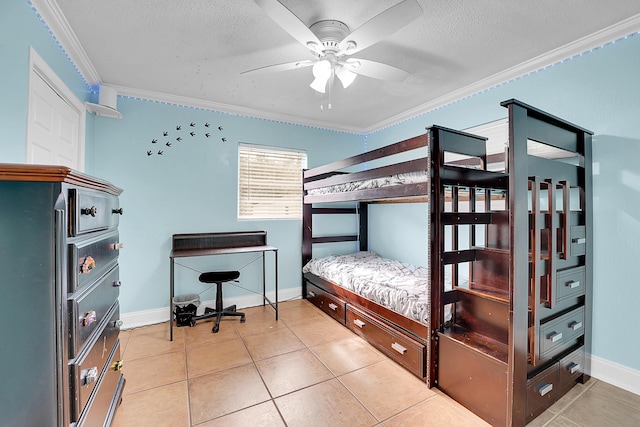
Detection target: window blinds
<box><xmin>238</xmin><ymin>144</ymin><xmax>307</xmax><ymax>219</ymax></box>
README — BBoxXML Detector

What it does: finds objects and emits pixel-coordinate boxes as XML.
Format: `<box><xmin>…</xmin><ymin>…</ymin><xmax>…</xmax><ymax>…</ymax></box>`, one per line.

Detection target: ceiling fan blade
<box><xmin>337</xmin><ymin>0</ymin><xmax>422</xmax><ymax>56</ymax></box>
<box><xmin>241</xmin><ymin>60</ymin><xmax>314</xmax><ymax>75</ymax></box>
<box><xmin>254</xmin><ymin>0</ymin><xmax>323</xmax><ymax>54</ymax></box>
<box><xmin>340</xmin><ymin>58</ymin><xmax>409</xmax><ymax>82</ymax></box>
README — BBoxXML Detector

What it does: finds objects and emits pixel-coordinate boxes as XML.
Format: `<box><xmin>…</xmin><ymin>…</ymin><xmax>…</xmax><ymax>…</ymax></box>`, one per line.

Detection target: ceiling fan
<box><xmin>244</xmin><ymin>0</ymin><xmax>423</xmax><ymax>94</ymax></box>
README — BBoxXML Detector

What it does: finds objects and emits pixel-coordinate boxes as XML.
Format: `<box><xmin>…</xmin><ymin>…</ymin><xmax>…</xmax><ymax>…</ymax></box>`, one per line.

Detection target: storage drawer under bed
<box><xmin>305</xmin><ymin>281</ymin><xmax>346</xmax><ymax>324</ymax></box>
<box><xmin>346</xmin><ymin>305</ymin><xmax>425</xmax><ymax>378</ymax></box>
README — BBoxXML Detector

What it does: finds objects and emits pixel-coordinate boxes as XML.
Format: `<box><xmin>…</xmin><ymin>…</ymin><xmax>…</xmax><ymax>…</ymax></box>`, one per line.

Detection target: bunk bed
<box><xmin>302</xmin><ymin>126</ymin><xmax>494</xmax><ymax>385</ymax></box>
<box><xmin>302</xmin><ymin>99</ymin><xmax>592</xmax><ymax>427</ymax></box>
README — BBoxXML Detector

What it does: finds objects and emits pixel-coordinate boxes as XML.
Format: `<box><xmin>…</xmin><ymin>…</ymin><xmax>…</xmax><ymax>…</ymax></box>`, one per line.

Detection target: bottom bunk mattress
<box><xmin>302</xmin><ymin>251</ymin><xmax>430</xmax><ymax>324</ymax></box>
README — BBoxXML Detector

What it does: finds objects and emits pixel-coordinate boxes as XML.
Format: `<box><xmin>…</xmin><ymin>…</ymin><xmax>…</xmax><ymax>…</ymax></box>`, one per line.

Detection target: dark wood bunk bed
<box><xmin>302</xmin><ymin>125</ymin><xmax>491</xmax><ymax>385</ymax></box>
<box><xmin>302</xmin><ymin>99</ymin><xmax>592</xmax><ymax>427</ymax></box>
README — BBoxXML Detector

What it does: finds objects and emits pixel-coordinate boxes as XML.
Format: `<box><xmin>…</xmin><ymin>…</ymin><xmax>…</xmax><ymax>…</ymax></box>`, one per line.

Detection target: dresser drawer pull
<box><xmin>109</xmin><ymin>242</ymin><xmax>124</xmax><ymax>250</ymax></box>
<box><xmin>79</xmin><ymin>256</ymin><xmax>96</xmax><ymax>274</ymax></box>
<box><xmin>112</xmin><ymin>280</ymin><xmax>122</xmax><ymax>287</ymax></box>
<box><xmin>568</xmin><ymin>362</ymin><xmax>582</xmax><ymax>374</ymax></box>
<box><xmin>328</xmin><ymin>303</ymin><xmax>338</xmax><ymax>311</ymax></box>
<box><xmin>572</xmin><ymin>237</ymin><xmax>586</xmax><ymax>244</ymax></box>
<box><xmin>81</xmin><ymin>311</ymin><xmax>97</xmax><ymax>327</ymax></box>
<box><xmin>548</xmin><ymin>332</ymin><xmax>563</xmax><ymax>343</ymax></box>
<box><xmin>113</xmin><ymin>319</ymin><xmax>124</xmax><ymax>328</ymax></box>
<box><xmin>566</xmin><ymin>280</ymin><xmax>581</xmax><ymax>289</ymax></box>
<box><xmin>307</xmin><ymin>291</ymin><xmax>316</xmax><ymax>297</ymax></box>
<box><xmin>353</xmin><ymin>319</ymin><xmax>365</xmax><ymax>328</ymax></box>
<box><xmin>112</xmin><ymin>360</ymin><xmax>124</xmax><ymax>371</ymax></box>
<box><xmin>81</xmin><ymin>206</ymin><xmax>98</xmax><ymax>217</ymax></box>
<box><xmin>569</xmin><ymin>321</ymin><xmax>583</xmax><ymax>331</ymax></box>
<box><xmin>538</xmin><ymin>383</ymin><xmax>553</xmax><ymax>396</ymax></box>
<box><xmin>82</xmin><ymin>366</ymin><xmax>99</xmax><ymax>386</ymax></box>
<box><xmin>112</xmin><ymin>208</ymin><xmax>124</xmax><ymax>215</ymax></box>
<box><xmin>391</xmin><ymin>342</ymin><xmax>407</xmax><ymax>355</ymax></box>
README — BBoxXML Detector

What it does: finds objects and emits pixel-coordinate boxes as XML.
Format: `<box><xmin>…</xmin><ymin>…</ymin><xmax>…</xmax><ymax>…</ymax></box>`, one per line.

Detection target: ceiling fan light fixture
<box><xmin>335</xmin><ymin>66</ymin><xmax>357</xmax><ymax>88</ymax></box>
<box><xmin>310</xmin><ymin>60</ymin><xmax>332</xmax><ymax>93</ymax></box>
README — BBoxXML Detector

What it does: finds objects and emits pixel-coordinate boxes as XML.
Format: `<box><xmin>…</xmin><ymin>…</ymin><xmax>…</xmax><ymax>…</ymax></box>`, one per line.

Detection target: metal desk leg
<box><xmin>275</xmin><ymin>249</ymin><xmax>278</xmax><ymax>320</ymax></box>
<box><xmin>169</xmin><ymin>257</ymin><xmax>174</xmax><ymax>341</ymax></box>
<box><xmin>262</xmin><ymin>251</ymin><xmax>266</xmax><ymax>307</ymax></box>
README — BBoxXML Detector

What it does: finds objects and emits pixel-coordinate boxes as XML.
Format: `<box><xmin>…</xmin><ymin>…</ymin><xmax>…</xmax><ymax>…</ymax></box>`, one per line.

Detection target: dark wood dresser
<box><xmin>0</xmin><ymin>164</ymin><xmax>125</xmax><ymax>427</ymax></box>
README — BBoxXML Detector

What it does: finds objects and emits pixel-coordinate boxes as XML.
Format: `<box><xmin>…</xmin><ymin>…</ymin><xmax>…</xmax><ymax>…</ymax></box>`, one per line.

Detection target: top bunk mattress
<box><xmin>305</xmin><ymin>170</ymin><xmax>428</xmax><ymax>196</ymax></box>
<box><xmin>302</xmin><ymin>251</ymin><xmax>429</xmax><ymax>324</ymax></box>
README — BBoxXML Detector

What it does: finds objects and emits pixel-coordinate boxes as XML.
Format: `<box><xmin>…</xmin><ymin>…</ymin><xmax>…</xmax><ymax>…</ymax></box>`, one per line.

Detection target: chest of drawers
<box><xmin>0</xmin><ymin>164</ymin><xmax>125</xmax><ymax>427</ymax></box>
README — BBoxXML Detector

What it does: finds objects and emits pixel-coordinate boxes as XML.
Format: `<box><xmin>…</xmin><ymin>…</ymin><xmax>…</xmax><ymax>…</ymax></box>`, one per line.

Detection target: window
<box><xmin>238</xmin><ymin>143</ymin><xmax>307</xmax><ymax>219</ymax></box>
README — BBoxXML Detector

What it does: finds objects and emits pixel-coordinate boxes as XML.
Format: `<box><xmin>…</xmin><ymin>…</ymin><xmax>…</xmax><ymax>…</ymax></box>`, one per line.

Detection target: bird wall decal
<box><xmin>146</xmin><ymin>121</ymin><xmax>228</xmax><ymax>157</ymax></box>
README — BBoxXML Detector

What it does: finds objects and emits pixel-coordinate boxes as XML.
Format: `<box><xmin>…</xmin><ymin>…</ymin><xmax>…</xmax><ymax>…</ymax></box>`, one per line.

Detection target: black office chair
<box><xmin>193</xmin><ymin>270</ymin><xmax>245</xmax><ymax>333</ymax></box>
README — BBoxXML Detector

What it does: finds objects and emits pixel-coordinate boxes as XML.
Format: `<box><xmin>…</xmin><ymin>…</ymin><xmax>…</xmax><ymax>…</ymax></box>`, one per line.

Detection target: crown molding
<box><xmin>112</xmin><ymin>85</ymin><xmax>365</xmax><ymax>134</ymax></box>
<box><xmin>30</xmin><ymin>0</ymin><xmax>102</xmax><ymax>84</ymax></box>
<box><xmin>365</xmin><ymin>13</ymin><xmax>640</xmax><ymax>133</ymax></box>
<box><xmin>31</xmin><ymin>0</ymin><xmax>640</xmax><ymax>134</ymax></box>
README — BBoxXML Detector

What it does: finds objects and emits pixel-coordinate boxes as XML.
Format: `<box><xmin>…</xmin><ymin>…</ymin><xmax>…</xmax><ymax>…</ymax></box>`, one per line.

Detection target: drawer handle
<box><xmin>112</xmin><ymin>280</ymin><xmax>122</xmax><ymax>287</ymax></box>
<box><xmin>568</xmin><ymin>362</ymin><xmax>582</xmax><ymax>374</ymax></box>
<box><xmin>566</xmin><ymin>280</ymin><xmax>581</xmax><ymax>289</ymax></box>
<box><xmin>81</xmin><ymin>206</ymin><xmax>98</xmax><ymax>217</ymax></box>
<box><xmin>353</xmin><ymin>319</ymin><xmax>365</xmax><ymax>328</ymax></box>
<box><xmin>82</xmin><ymin>366</ymin><xmax>99</xmax><ymax>386</ymax></box>
<box><xmin>112</xmin><ymin>208</ymin><xmax>124</xmax><ymax>215</ymax></box>
<box><xmin>538</xmin><ymin>383</ymin><xmax>553</xmax><ymax>396</ymax></box>
<box><xmin>109</xmin><ymin>242</ymin><xmax>124</xmax><ymax>250</ymax></box>
<box><xmin>113</xmin><ymin>319</ymin><xmax>124</xmax><ymax>328</ymax></box>
<box><xmin>79</xmin><ymin>256</ymin><xmax>96</xmax><ymax>274</ymax></box>
<box><xmin>569</xmin><ymin>321</ymin><xmax>583</xmax><ymax>331</ymax></box>
<box><xmin>308</xmin><ymin>291</ymin><xmax>316</xmax><ymax>297</ymax></box>
<box><xmin>328</xmin><ymin>303</ymin><xmax>338</xmax><ymax>311</ymax></box>
<box><xmin>81</xmin><ymin>310</ymin><xmax>97</xmax><ymax>327</ymax></box>
<box><xmin>548</xmin><ymin>332</ymin><xmax>563</xmax><ymax>343</ymax></box>
<box><xmin>572</xmin><ymin>237</ymin><xmax>586</xmax><ymax>244</ymax></box>
<box><xmin>391</xmin><ymin>342</ymin><xmax>407</xmax><ymax>355</ymax></box>
<box><xmin>112</xmin><ymin>360</ymin><xmax>124</xmax><ymax>371</ymax></box>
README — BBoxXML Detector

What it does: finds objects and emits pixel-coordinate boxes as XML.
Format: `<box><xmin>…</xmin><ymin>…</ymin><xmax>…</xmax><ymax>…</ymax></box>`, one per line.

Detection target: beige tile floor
<box><xmin>113</xmin><ymin>299</ymin><xmax>640</xmax><ymax>426</ymax></box>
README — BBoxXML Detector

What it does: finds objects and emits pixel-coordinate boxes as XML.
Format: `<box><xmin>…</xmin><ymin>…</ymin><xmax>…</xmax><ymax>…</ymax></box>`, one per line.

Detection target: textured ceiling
<box><xmin>36</xmin><ymin>0</ymin><xmax>640</xmax><ymax>132</ymax></box>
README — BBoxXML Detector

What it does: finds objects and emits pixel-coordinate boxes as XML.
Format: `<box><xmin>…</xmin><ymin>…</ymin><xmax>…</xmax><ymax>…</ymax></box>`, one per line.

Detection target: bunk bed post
<box><xmin>428</xmin><ymin>127</ymin><xmax>443</xmax><ymax>388</ymax></box>
<box><xmin>302</xmin><ymin>175</ymin><xmax>312</xmax><ymax>299</ymax></box>
<box><xmin>506</xmin><ymin>102</ymin><xmax>530</xmax><ymax>427</ymax></box>
<box><xmin>359</xmin><ymin>202</ymin><xmax>369</xmax><ymax>251</ymax></box>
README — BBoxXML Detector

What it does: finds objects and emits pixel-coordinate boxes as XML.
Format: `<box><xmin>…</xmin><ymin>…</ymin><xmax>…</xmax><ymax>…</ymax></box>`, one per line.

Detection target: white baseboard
<box><xmin>120</xmin><ymin>287</ymin><xmax>301</xmax><ymax>330</ymax></box>
<box><xmin>590</xmin><ymin>355</ymin><xmax>640</xmax><ymax>396</ymax></box>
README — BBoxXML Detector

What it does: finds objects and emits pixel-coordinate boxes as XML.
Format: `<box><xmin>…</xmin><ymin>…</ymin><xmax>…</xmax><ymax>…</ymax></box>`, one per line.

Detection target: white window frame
<box><xmin>238</xmin><ymin>143</ymin><xmax>307</xmax><ymax>220</ymax></box>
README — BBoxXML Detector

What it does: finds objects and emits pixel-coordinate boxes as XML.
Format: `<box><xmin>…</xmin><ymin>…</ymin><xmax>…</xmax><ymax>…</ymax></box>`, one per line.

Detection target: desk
<box><xmin>169</xmin><ymin>231</ymin><xmax>278</xmax><ymax>341</ymax></box>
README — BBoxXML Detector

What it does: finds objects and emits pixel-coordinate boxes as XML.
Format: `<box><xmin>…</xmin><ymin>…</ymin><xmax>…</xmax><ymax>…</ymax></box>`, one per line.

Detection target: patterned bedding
<box><xmin>302</xmin><ymin>251</ymin><xmax>430</xmax><ymax>324</ymax></box>
<box><xmin>306</xmin><ymin>170</ymin><xmax>428</xmax><ymax>196</ymax></box>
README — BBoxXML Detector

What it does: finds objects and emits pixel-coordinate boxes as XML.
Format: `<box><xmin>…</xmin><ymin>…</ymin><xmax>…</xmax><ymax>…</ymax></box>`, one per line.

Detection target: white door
<box><xmin>26</xmin><ymin>49</ymin><xmax>85</xmax><ymax>171</ymax></box>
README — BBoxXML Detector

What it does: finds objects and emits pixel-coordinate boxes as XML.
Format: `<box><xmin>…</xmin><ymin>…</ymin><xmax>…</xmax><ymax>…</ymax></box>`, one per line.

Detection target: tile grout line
<box><xmin>541</xmin><ymin>379</ymin><xmax>596</xmax><ymax>427</ymax></box>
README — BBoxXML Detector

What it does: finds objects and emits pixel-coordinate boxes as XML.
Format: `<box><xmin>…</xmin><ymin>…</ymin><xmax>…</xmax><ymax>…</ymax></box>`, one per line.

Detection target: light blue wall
<box><xmin>90</xmin><ymin>97</ymin><xmax>362</xmax><ymax>314</ymax></box>
<box><xmin>3</xmin><ymin>0</ymin><xmax>639</xmax><ymax>373</ymax></box>
<box><xmin>365</xmin><ymin>35</ymin><xmax>640</xmax><ymax>371</ymax></box>
<box><xmin>0</xmin><ymin>1</ymin><xmax>95</xmax><ymax>164</ymax></box>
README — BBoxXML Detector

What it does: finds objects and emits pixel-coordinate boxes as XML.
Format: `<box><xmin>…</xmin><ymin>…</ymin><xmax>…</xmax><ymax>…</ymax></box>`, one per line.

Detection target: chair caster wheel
<box><xmin>240</xmin><ymin>317</ymin><xmax>246</xmax><ymax>323</ymax></box>
<box><xmin>212</xmin><ymin>325</ymin><xmax>220</xmax><ymax>333</ymax></box>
